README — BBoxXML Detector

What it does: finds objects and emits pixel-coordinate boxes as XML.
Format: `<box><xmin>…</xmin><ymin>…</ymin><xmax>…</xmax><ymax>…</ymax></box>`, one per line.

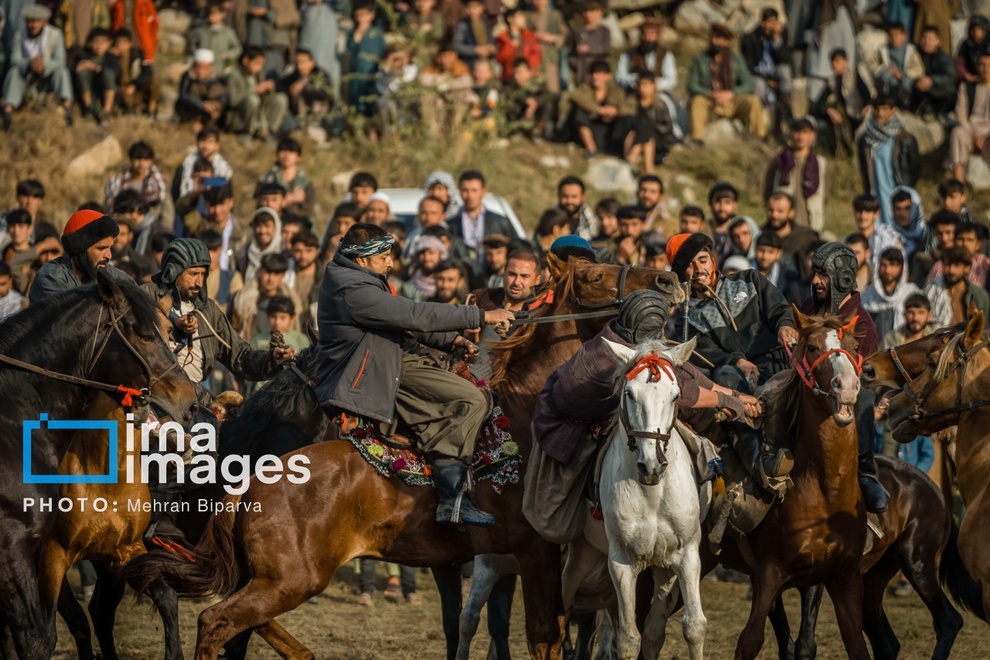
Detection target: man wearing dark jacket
<box><xmin>740</xmin><ymin>8</ymin><xmax>791</xmax><ymax>109</ymax></box>
<box><xmin>911</xmin><ymin>26</ymin><xmax>956</xmax><ymax>116</ymax></box>
<box><xmin>799</xmin><ymin>242</ymin><xmax>887</xmax><ymax>513</ymax></box>
<box><xmin>315</xmin><ymin>223</ymin><xmax>514</xmax><ymax>526</ymax></box>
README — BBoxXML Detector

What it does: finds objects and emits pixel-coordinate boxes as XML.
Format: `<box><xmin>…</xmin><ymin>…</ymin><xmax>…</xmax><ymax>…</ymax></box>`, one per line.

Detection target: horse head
<box><xmin>791</xmin><ymin>306</ymin><xmax>862</xmax><ymax>427</ymax></box>
<box><xmin>604</xmin><ymin>337</ymin><xmax>696</xmax><ymax>486</ymax></box>
<box><xmin>546</xmin><ymin>253</ymin><xmax>685</xmax><ymax>312</ymax></box>
<box><xmin>861</xmin><ymin>325</ymin><xmax>960</xmax><ymax>393</ymax></box>
<box><xmin>91</xmin><ymin>270</ymin><xmax>200</xmax><ymax>426</ymax></box>
<box><xmin>886</xmin><ymin>308</ymin><xmax>990</xmax><ymax>441</ymax></box>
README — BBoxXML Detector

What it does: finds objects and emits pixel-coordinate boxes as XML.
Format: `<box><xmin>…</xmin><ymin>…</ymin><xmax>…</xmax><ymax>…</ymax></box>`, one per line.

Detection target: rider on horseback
<box><xmin>666</xmin><ymin>233</ymin><xmax>796</xmax><ymax>491</ymax></box>
<box><xmin>315</xmin><ymin>223</ymin><xmax>515</xmax><ymax>527</ymax></box>
<box><xmin>800</xmin><ymin>242</ymin><xmax>889</xmax><ymax>513</ymax></box>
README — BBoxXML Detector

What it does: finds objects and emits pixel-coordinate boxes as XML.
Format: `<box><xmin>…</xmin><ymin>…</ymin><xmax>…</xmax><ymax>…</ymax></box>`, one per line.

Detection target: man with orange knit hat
<box><xmin>29</xmin><ymin>209</ymin><xmax>131</xmax><ymax>303</ymax></box>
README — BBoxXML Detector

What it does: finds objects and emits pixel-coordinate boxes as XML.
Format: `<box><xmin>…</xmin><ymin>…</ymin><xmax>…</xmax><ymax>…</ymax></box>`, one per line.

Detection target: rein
<box><xmin>786</xmin><ymin>318</ymin><xmax>863</xmax><ymax>396</ymax></box>
<box><xmin>511</xmin><ymin>264</ymin><xmax>637</xmax><ymax>325</ymax></box>
<box><xmin>907</xmin><ymin>338</ymin><xmax>990</xmax><ymax>422</ymax></box>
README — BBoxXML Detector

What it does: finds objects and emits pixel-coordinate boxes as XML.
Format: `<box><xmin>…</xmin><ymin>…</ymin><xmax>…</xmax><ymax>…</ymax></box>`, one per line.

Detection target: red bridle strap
<box><xmin>792</xmin><ymin>347</ymin><xmax>863</xmax><ymax>390</ymax></box>
<box><xmin>626</xmin><ymin>353</ymin><xmax>675</xmax><ymax>383</ymax></box>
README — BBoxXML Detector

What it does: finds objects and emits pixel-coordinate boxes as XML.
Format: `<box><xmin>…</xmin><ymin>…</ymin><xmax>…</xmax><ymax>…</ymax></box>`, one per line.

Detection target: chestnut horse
<box><xmin>886</xmin><ymin>309</ymin><xmax>990</xmax><ymax>620</ymax></box>
<box><xmin>123</xmin><ymin>257</ymin><xmax>682</xmax><ymax>659</ymax></box>
<box><xmin>716</xmin><ymin>309</ymin><xmax>870</xmax><ymax>659</ymax></box>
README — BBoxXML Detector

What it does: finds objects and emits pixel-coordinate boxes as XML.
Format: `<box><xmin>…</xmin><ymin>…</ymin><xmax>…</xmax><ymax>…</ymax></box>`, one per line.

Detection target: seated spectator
<box><xmin>256</xmin><ymin>137</ymin><xmax>316</xmax><ymax>225</ymax></box>
<box><xmin>192</xmin><ymin>184</ymin><xmax>243</xmax><ymax>261</ymax></box>
<box><xmin>173</xmin><ymin>126</ymin><xmax>232</xmax><ymax>207</ymax></box>
<box><xmin>471</xmin><ymin>249</ymin><xmax>539</xmax><ymax>311</ymax></box>
<box><xmin>2</xmin><ymin>5</ymin><xmax>72</xmax><ymax>131</ymax></box>
<box><xmin>593</xmin><ymin>198</ymin><xmax>620</xmax><ymax>244</ymax></box>
<box><xmin>175</xmin><ymin>49</ymin><xmax>229</xmax><ymax>128</ymax></box>
<box><xmin>230</xmin><ymin>252</ymin><xmax>303</xmax><ymax>342</ymax></box>
<box><xmin>728</xmin><ymin>216</ymin><xmax>756</xmax><ymax>260</ymax></box>
<box><xmin>911</xmin><ymin>25</ymin><xmax>956</xmax><ymax>117</ymax></box>
<box><xmin>501</xmin><ymin>59</ymin><xmax>554</xmax><ymax>139</ymax></box>
<box><xmin>951</xmin><ymin>52</ymin><xmax>990</xmax><ymax>186</ymax></box>
<box><xmin>687</xmin><ymin>23</ymin><xmax>765</xmax><ymax>143</ymax></box>
<box><xmin>174</xmin><ymin>158</ymin><xmax>216</xmax><ymax>234</ymax></box>
<box><xmin>853</xmin><ymin>193</ymin><xmax>902</xmax><ymax>262</ymax></box>
<box><xmin>2</xmin><ymin>210</ymin><xmax>60</xmax><ymax>294</ymax></box>
<box><xmin>0</xmin><ymin>262</ymin><xmax>26</xmax><ymax>321</ymax></box>
<box><xmin>679</xmin><ymin>206</ymin><xmax>705</xmax><ymax>235</ymax></box>
<box><xmin>534</xmin><ymin>207</ymin><xmax>570</xmax><ymax>255</ymax></box>
<box><xmin>568</xmin><ymin>0</ymin><xmax>609</xmax><ymax>87</ymax></box>
<box><xmin>924</xmin><ymin>245</ymin><xmax>990</xmax><ymax>326</ymax></box>
<box><xmin>870</xmin><ymin>21</ymin><xmax>923</xmax><ymax>107</ymax></box>
<box><xmin>481</xmin><ymin>234</ymin><xmax>510</xmax><ymax>286</ymax></box>
<box><xmin>526</xmin><ymin>0</ymin><xmax>567</xmax><ymax>95</ymax></box>
<box><xmin>880</xmin><ymin>292</ymin><xmax>937</xmax><ymax>349</ymax></box>
<box><xmin>764</xmin><ymin>116</ymin><xmax>827</xmax><ymax>231</ymax></box>
<box><xmin>279</xmin><ymin>49</ymin><xmax>335</xmax><ymax>129</ymax></box>
<box><xmin>467</xmin><ymin>58</ymin><xmax>499</xmax><ymax>122</ymax></box>
<box><xmin>237</xmin><ymin>208</ymin><xmax>283</xmax><ymax>282</ymax></box>
<box><xmin>452</xmin><ymin>0</ymin><xmax>495</xmax><ymax>69</ymax></box>
<box><xmin>402</xmin><ymin>0</ymin><xmax>446</xmax><ymax>68</ymax></box>
<box><xmin>863</xmin><ymin>246</ymin><xmax>921</xmax><ymax>342</ymax></box>
<box><xmin>112</xmin><ymin>190</ymin><xmax>159</xmax><ymax>256</ymax></box>
<box><xmin>856</xmin><ymin>96</ymin><xmax>920</xmax><ymax>224</ymax></box>
<box><xmin>910</xmin><ymin>208</ymin><xmax>955</xmax><ymax>286</ymax></box>
<box><xmin>937</xmin><ymin>178</ymin><xmax>975</xmax><ymax>224</ymax></box>
<box><xmin>225</xmin><ymin>47</ymin><xmax>288</xmax><ymax>139</ymax></box>
<box><xmin>615</xmin><ymin>205</ymin><xmax>648</xmax><ymax>265</ymax></box>
<box><xmin>201</xmin><ymin>228</ymin><xmax>244</xmax><ymax>312</ymax></box>
<box><xmin>248</xmin><ymin>295</ymin><xmax>311</xmax><ymax>377</ymax></box>
<box><xmin>927</xmin><ymin>221</ymin><xmax>990</xmax><ymax>286</ymax></box>
<box><xmin>641</xmin><ymin>236</ymin><xmax>667</xmax><ymax>269</ymax></box>
<box><xmin>429</xmin><ymin>260</ymin><xmax>469</xmax><ymax>304</ymax></box>
<box><xmin>740</xmin><ymin>7</ymin><xmax>791</xmax><ymax>109</ymax></box>
<box><xmin>346</xmin><ymin>1</ymin><xmax>387</xmax><ymax>118</ymax></box>
<box><xmin>418</xmin><ymin>46</ymin><xmax>474</xmax><ymax>131</ymax></box>
<box><xmin>73</xmin><ymin>28</ymin><xmax>119</xmax><ymax>124</ymax></box>
<box><xmin>761</xmin><ymin>191</ymin><xmax>819</xmax><ymax>269</ymax></box>
<box><xmin>105</xmin><ymin>141</ymin><xmax>167</xmax><ymax>217</ymax></box>
<box><xmin>844</xmin><ymin>232</ymin><xmax>872</xmax><ymax>292</ymax></box>
<box><xmin>955</xmin><ymin>15</ymin><xmax>990</xmax><ymax>84</ymax></box>
<box><xmin>109</xmin><ymin>214</ymin><xmax>154</xmax><ymax>282</ymax></box>
<box><xmin>753</xmin><ymin>231</ymin><xmax>785</xmax><ymax>286</ymax></box>
<box><xmin>615</xmin><ymin>18</ymin><xmax>678</xmax><ymax>134</ymax></box>
<box><xmin>621</xmin><ymin>72</ymin><xmax>676</xmax><ymax>172</ymax></box>
<box><xmin>188</xmin><ymin>1</ymin><xmax>242</xmax><ymax>72</ymax></box>
<box><xmin>810</xmin><ymin>48</ymin><xmax>870</xmax><ymax>157</ymax></box>
<box><xmin>568</xmin><ymin>60</ymin><xmax>635</xmax><ymax>158</ymax></box>
<box><xmin>889</xmin><ymin>186</ymin><xmax>928</xmax><ymax>265</ymax></box>
<box><xmin>111</xmin><ymin>28</ymin><xmax>159</xmax><ymax>115</ymax></box>
<box><xmin>496</xmin><ymin>7</ymin><xmax>540</xmax><ymax>83</ymax></box>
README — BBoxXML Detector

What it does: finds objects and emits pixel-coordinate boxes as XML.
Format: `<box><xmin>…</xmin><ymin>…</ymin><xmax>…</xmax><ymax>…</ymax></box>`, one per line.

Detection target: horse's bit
<box><xmin>788</xmin><ymin>320</ymin><xmax>863</xmax><ymax>397</ymax></box>
<box><xmin>904</xmin><ymin>338</ymin><xmax>990</xmax><ymax>422</ymax></box>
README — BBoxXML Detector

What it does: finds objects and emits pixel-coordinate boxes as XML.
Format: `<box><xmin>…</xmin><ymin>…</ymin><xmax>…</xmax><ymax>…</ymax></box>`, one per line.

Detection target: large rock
<box><xmin>158</xmin><ymin>9</ymin><xmax>191</xmax><ymax>35</ymax></box>
<box><xmin>585</xmin><ymin>156</ymin><xmax>638</xmax><ymax>195</ymax></box>
<box><xmin>967</xmin><ymin>156</ymin><xmax>990</xmax><ymax>191</ymax></box>
<box><xmin>674</xmin><ymin>0</ymin><xmax>727</xmax><ymax>39</ymax></box>
<box><xmin>65</xmin><ymin>136</ymin><xmax>123</xmax><ymax>180</ymax></box>
<box><xmin>161</xmin><ymin>33</ymin><xmax>187</xmax><ymax>56</ymax></box>
<box><xmin>163</xmin><ymin>62</ymin><xmax>189</xmax><ymax>85</ymax></box>
<box><xmin>332</xmin><ymin>170</ymin><xmax>356</xmax><ymax>194</ymax></box>
<box><xmin>899</xmin><ymin>111</ymin><xmax>945</xmax><ymax>155</ymax></box>
<box><xmin>790</xmin><ymin>77</ymin><xmax>809</xmax><ymax>118</ymax></box>
<box><xmin>856</xmin><ymin>25</ymin><xmax>888</xmax><ymax>91</ymax></box>
<box><xmin>703</xmin><ymin>118</ymin><xmax>743</xmax><ymax>148</ymax></box>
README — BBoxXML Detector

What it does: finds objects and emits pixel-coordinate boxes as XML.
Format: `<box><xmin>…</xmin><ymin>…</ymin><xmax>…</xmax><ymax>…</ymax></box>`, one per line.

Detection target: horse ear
<box><xmin>96</xmin><ymin>269</ymin><xmax>128</xmax><ymax>313</ymax></box>
<box><xmin>792</xmin><ymin>304</ymin><xmax>810</xmax><ymax>330</ymax></box>
<box><xmin>602</xmin><ymin>338</ymin><xmax>635</xmax><ymax>364</ymax></box>
<box><xmin>546</xmin><ymin>251</ymin><xmax>568</xmax><ymax>281</ymax></box>
<box><xmin>964</xmin><ymin>308</ymin><xmax>986</xmax><ymax>349</ymax></box>
<box><xmin>967</xmin><ymin>299</ymin><xmax>980</xmax><ymax>321</ymax></box>
<box><xmin>664</xmin><ymin>337</ymin><xmax>697</xmax><ymax>367</ymax></box>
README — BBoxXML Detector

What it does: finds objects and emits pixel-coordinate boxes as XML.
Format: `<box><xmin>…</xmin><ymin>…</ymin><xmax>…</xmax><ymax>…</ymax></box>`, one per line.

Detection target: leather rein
<box><xmin>511</xmin><ymin>264</ymin><xmax>635</xmax><ymax>326</ymax></box>
<box><xmin>905</xmin><ymin>338</ymin><xmax>990</xmax><ymax>422</ymax></box>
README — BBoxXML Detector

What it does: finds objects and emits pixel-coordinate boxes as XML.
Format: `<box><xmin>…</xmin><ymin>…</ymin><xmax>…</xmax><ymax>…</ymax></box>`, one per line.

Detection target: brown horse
<box><xmin>886</xmin><ymin>309</ymin><xmax>990</xmax><ymax>620</ymax></box>
<box><xmin>716</xmin><ymin>309</ymin><xmax>870</xmax><ymax>659</ymax></box>
<box><xmin>122</xmin><ymin>258</ymin><xmax>682</xmax><ymax>660</ymax></box>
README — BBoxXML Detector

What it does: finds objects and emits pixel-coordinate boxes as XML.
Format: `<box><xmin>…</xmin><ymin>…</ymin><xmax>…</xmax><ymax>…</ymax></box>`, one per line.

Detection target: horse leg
<box><xmin>221</xmin><ymin>631</ymin><xmax>252</xmax><ymax>660</ymax></box>
<box><xmin>734</xmin><ymin>563</ymin><xmax>785</xmax><ymax>660</ymax></box>
<box><xmin>607</xmin><ymin>550</ymin><xmax>642</xmax><ymax>660</ymax></box>
<box><xmin>823</xmin><ymin>566</ymin><xmax>870</xmax><ymax>660</ymax></box>
<box><xmin>0</xmin><ymin>534</ymin><xmax>52</xmax><ymax>659</ymax></box>
<box><xmin>640</xmin><ymin>566</ymin><xmax>676</xmax><ymax>659</ymax></box>
<box><xmin>456</xmin><ymin>554</ymin><xmax>503</xmax><ymax>660</ymax></box>
<box><xmin>795</xmin><ymin>585</ymin><xmax>823</xmax><ymax>660</ymax></box>
<box><xmin>517</xmin><ymin>539</ymin><xmax>565</xmax><ymax>660</ymax></box>
<box><xmin>571</xmin><ymin>611</ymin><xmax>598</xmax><ymax>660</ymax></box>
<box><xmin>486</xmin><ymin>573</ymin><xmax>517</xmax><ymax>660</ymax></box>
<box><xmin>57</xmin><ymin>577</ymin><xmax>94</xmax><ymax>660</ymax></box>
<box><xmin>90</xmin><ymin>561</ymin><xmax>126</xmax><ymax>660</ymax></box>
<box><xmin>253</xmin><ymin>619</ymin><xmax>315</xmax><ymax>660</ymax></box>
<box><xmin>862</xmin><ymin>561</ymin><xmax>900</xmax><ymax>660</ymax></box>
<box><xmin>766</xmin><ymin>593</ymin><xmax>794</xmax><ymax>660</ymax></box>
<box><xmin>673</xmin><ymin>546</ymin><xmax>707</xmax><ymax>660</ymax></box>
<box><xmin>143</xmin><ymin>578</ymin><xmax>185</xmax><ymax>660</ymax></box>
<box><xmin>897</xmin><ymin>543</ymin><xmax>963</xmax><ymax>660</ymax></box>
<box><xmin>431</xmin><ymin>563</ymin><xmax>463</xmax><ymax>660</ymax></box>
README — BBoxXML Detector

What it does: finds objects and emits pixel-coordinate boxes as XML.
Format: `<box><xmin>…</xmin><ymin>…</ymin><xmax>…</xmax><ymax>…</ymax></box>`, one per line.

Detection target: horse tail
<box><xmin>122</xmin><ymin>494</ymin><xmax>243</xmax><ymax>598</ymax></box>
<box><xmin>940</xmin><ymin>516</ymin><xmax>986</xmax><ymax>622</ymax></box>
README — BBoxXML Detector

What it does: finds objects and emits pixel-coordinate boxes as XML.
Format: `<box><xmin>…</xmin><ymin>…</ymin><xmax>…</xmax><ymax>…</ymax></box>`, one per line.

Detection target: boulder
<box><xmin>856</xmin><ymin>25</ymin><xmax>888</xmax><ymax>90</ymax></box>
<box><xmin>790</xmin><ymin>77</ymin><xmax>809</xmax><ymax>119</ymax></box>
<box><xmin>158</xmin><ymin>9</ymin><xmax>191</xmax><ymax>35</ymax></box>
<box><xmin>163</xmin><ymin>62</ymin><xmax>189</xmax><ymax>85</ymax></box>
<box><xmin>161</xmin><ymin>33</ymin><xmax>187</xmax><ymax>56</ymax></box>
<box><xmin>332</xmin><ymin>170</ymin><xmax>355</xmax><ymax>194</ymax></box>
<box><xmin>65</xmin><ymin>136</ymin><xmax>123</xmax><ymax>180</ymax></box>
<box><xmin>899</xmin><ymin>111</ymin><xmax>945</xmax><ymax>155</ymax></box>
<box><xmin>967</xmin><ymin>156</ymin><xmax>990</xmax><ymax>191</ymax></box>
<box><xmin>585</xmin><ymin>156</ymin><xmax>638</xmax><ymax>195</ymax></box>
<box><xmin>703</xmin><ymin>118</ymin><xmax>742</xmax><ymax>148</ymax></box>
<box><xmin>673</xmin><ymin>0</ymin><xmax>726</xmax><ymax>39</ymax></box>
<box><xmin>306</xmin><ymin>125</ymin><xmax>328</xmax><ymax>145</ymax></box>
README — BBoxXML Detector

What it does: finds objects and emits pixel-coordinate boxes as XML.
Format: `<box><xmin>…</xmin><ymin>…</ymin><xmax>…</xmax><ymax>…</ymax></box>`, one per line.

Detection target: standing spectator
<box><xmin>686</xmin><ymin>24</ymin><xmax>765</xmax><ymax>144</ymax></box>
<box><xmin>951</xmin><ymin>53</ymin><xmax>990</xmax><ymax>186</ymax></box>
<box><xmin>526</xmin><ymin>0</ymin><xmax>566</xmax><ymax>95</ymax></box>
<box><xmin>188</xmin><ymin>1</ymin><xmax>242</xmax><ymax>72</ymax></box>
<box><xmin>910</xmin><ymin>25</ymin><xmax>956</xmax><ymax>117</ymax></box>
<box><xmin>853</xmin><ymin>194</ymin><xmax>902</xmax><ymax>263</ymax></box>
<box><xmin>705</xmin><ymin>181</ymin><xmax>758</xmax><ymax>265</ymax></box>
<box><xmin>404</xmin><ymin>196</ymin><xmax>451</xmax><ymax>260</ymax></box>
<box><xmin>615</xmin><ymin>205</ymin><xmax>648</xmax><ymax>265</ymax></box>
<box><xmin>202</xmin><ymin>229</ymin><xmax>244</xmax><ymax>312</ymax></box>
<box><xmin>429</xmin><ymin>260</ymin><xmax>468</xmax><ymax>304</ymax></box>
<box><xmin>2</xmin><ymin>5</ymin><xmax>73</xmax><ymax>131</ymax></box>
<box><xmin>927</xmin><ymin>221</ymin><xmax>990</xmax><ymax>286</ymax></box>
<box><xmin>109</xmin><ymin>214</ymin><xmax>154</xmax><ymax>282</ymax></box>
<box><xmin>856</xmin><ymin>96</ymin><xmax>921</xmax><ymax>224</ymax></box>
<box><xmin>567</xmin><ymin>0</ymin><xmax>609</xmax><ymax>87</ymax></box>
<box><xmin>937</xmin><ymin>178</ymin><xmax>975</xmax><ymax>225</ymax></box>
<box><xmin>615</xmin><ymin>18</ymin><xmax>681</xmax><ymax>143</ymax></box>
<box><xmin>73</xmin><ymin>27</ymin><xmax>119</xmax><ymax>124</ymax></box>
<box><xmin>237</xmin><ymin>207</ymin><xmax>283</xmax><ymax>282</ymax></box>
<box><xmin>864</xmin><ymin>246</ymin><xmax>922</xmax><ymax>343</ymax></box>
<box><xmin>955</xmin><ymin>15</ymin><xmax>990</xmax><ymax>84</ymax></box>
<box><xmin>1</xmin><ymin>209</ymin><xmax>60</xmax><ymax>294</ymax></box>
<box><xmin>728</xmin><ymin>216</ymin><xmax>756</xmax><ymax>261</ymax></box>
<box><xmin>109</xmin><ymin>0</ymin><xmax>158</xmax><ymax>65</ymax></box>
<box><xmin>568</xmin><ymin>60</ymin><xmax>635</xmax><ymax>158</ymax></box>
<box><xmin>869</xmin><ymin>21</ymin><xmax>923</xmax><ymax>107</ymax></box>
<box><xmin>225</xmin><ymin>47</ymin><xmax>288</xmax><ymax>139</ymax></box>
<box><xmin>621</xmin><ymin>73</ymin><xmax>676</xmax><ymax>172</ymax></box>
<box><xmin>401</xmin><ymin>234</ymin><xmax>447</xmax><ymax>301</ymax></box>
<box><xmin>844</xmin><ymin>233</ymin><xmax>872</xmax><ymax>293</ymax></box>
<box><xmin>679</xmin><ymin>206</ymin><xmax>705</xmax><ymax>234</ymax></box>
<box><xmin>533</xmin><ymin>207</ymin><xmax>570</xmax><ymax>255</ymax></box>
<box><xmin>230</xmin><ymin>252</ymin><xmax>303</xmax><ymax>341</ymax></box>
<box><xmin>288</xmin><ymin>229</ymin><xmax>322</xmax><ymax>327</ymax></box>
<box><xmin>752</xmin><ymin>231</ymin><xmax>784</xmax><ymax>286</ymax></box>
<box><xmin>194</xmin><ymin>185</ymin><xmax>244</xmax><ymax>270</ymax></box>
<box><xmin>880</xmin><ymin>292</ymin><xmax>937</xmax><ymax>349</ymax></box>
<box><xmin>256</xmin><ymin>137</ymin><xmax>315</xmax><ymax>224</ymax></box>
<box><xmin>11</xmin><ymin>179</ymin><xmax>57</xmax><ymax>238</ymax></box>
<box><xmin>105</xmin><ymin>141</ymin><xmax>167</xmax><ymax>216</ymax></box>
<box><xmin>495</xmin><ymin>7</ymin><xmax>539</xmax><ymax>83</ymax></box>
<box><xmin>764</xmin><ymin>116</ymin><xmax>827</xmax><ymax>231</ymax></box>
<box><xmin>910</xmin><ymin>208</ymin><xmax>955</xmax><ymax>287</ymax></box>
<box><xmin>111</xmin><ymin>190</ymin><xmax>158</xmax><ymax>257</ymax></box>
<box><xmin>279</xmin><ymin>48</ymin><xmax>335</xmax><ymax>128</ymax></box>
<box><xmin>111</xmin><ymin>28</ymin><xmax>159</xmax><ymax>115</ymax></box>
<box><xmin>889</xmin><ymin>187</ymin><xmax>928</xmax><ymax>265</ymax></box>
<box><xmin>555</xmin><ymin>176</ymin><xmax>598</xmax><ymax>241</ymax></box>
<box><xmin>761</xmin><ymin>191</ymin><xmax>819</xmax><ymax>267</ymax></box>
<box><xmin>924</xmin><ymin>246</ymin><xmax>990</xmax><ymax>326</ymax></box>
<box><xmin>175</xmin><ymin>49</ymin><xmax>229</xmax><ymax>127</ymax></box>
<box><xmin>449</xmin><ymin>170</ymin><xmax>514</xmax><ymax>266</ymax></box>
<box><xmin>452</xmin><ymin>0</ymin><xmax>494</xmax><ymax>69</ymax></box>
<box><xmin>345</xmin><ymin>2</ymin><xmax>387</xmax><ymax>118</ymax></box>
<box><xmin>242</xmin><ymin>0</ymin><xmax>299</xmax><ymax>79</ymax></box>
<box><xmin>471</xmin><ymin>249</ymin><xmax>538</xmax><ymax>311</ymax></box>
<box><xmin>298</xmin><ymin>0</ymin><xmax>340</xmax><ymax>90</ymax></box>
<box><xmin>810</xmin><ymin>49</ymin><xmax>869</xmax><ymax>157</ymax></box>
<box><xmin>0</xmin><ymin>262</ymin><xmax>26</xmax><ymax>321</ymax></box>
<box><xmin>592</xmin><ymin>198</ymin><xmax>620</xmax><ymax>244</ymax></box>
<box><xmin>740</xmin><ymin>8</ymin><xmax>791</xmax><ymax>111</ymax></box>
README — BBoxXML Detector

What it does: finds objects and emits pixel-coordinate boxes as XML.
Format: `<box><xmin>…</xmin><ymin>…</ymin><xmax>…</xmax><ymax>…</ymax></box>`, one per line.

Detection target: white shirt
<box><xmin>173</xmin><ymin>301</ymin><xmax>205</xmax><ymax>383</ymax></box>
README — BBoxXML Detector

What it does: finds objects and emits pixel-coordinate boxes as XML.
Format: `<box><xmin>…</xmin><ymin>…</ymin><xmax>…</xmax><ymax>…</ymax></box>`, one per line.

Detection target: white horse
<box><xmin>566</xmin><ymin>338</ymin><xmax>709</xmax><ymax>660</ymax></box>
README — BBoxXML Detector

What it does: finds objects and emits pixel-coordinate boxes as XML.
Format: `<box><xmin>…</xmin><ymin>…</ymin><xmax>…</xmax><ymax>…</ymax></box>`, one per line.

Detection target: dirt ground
<box><xmin>54</xmin><ymin>563</ymin><xmax>986</xmax><ymax>659</ymax></box>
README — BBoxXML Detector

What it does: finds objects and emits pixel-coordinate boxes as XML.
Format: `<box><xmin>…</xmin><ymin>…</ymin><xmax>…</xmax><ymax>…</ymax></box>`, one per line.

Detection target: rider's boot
<box><xmin>144</xmin><ymin>467</ymin><xmax>187</xmax><ymax>543</ymax></box>
<box><xmin>856</xmin><ymin>389</ymin><xmax>889</xmax><ymax>514</ymax></box>
<box><xmin>731</xmin><ymin>423</ymin><xmax>794</xmax><ymax>483</ymax></box>
<box><xmin>432</xmin><ymin>458</ymin><xmax>495</xmax><ymax>527</ymax></box>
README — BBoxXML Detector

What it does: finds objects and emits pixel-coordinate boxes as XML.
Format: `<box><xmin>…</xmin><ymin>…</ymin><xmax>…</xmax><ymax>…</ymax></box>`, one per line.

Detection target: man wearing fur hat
<box><xmin>29</xmin><ymin>209</ymin><xmax>131</xmax><ymax>303</ymax></box>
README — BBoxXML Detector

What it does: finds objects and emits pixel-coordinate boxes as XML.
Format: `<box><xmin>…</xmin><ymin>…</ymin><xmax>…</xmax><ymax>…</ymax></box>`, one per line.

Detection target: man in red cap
<box><xmin>29</xmin><ymin>209</ymin><xmax>131</xmax><ymax>303</ymax></box>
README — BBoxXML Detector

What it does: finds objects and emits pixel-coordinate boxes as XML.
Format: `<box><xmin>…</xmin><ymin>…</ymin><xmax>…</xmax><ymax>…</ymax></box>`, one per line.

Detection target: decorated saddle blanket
<box><xmin>333</xmin><ymin>382</ymin><xmax>522</xmax><ymax>494</ymax></box>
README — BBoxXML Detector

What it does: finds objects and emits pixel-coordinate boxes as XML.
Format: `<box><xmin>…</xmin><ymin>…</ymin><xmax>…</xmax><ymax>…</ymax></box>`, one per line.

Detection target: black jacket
<box><xmin>856</xmin><ymin>127</ymin><xmax>922</xmax><ymax>193</ymax></box>
<box><xmin>740</xmin><ymin>27</ymin><xmax>790</xmax><ymax>74</ymax></box>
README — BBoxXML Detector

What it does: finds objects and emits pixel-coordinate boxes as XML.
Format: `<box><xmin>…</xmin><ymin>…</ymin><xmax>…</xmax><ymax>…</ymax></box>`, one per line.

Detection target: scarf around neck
<box><xmin>775</xmin><ymin>147</ymin><xmax>820</xmax><ymax>199</ymax></box>
<box><xmin>863</xmin><ymin>114</ymin><xmax>901</xmax><ymax>152</ymax></box>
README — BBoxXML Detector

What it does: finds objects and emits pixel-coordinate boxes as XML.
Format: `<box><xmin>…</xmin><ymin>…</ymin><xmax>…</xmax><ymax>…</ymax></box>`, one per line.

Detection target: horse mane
<box><xmin>933</xmin><ymin>332</ymin><xmax>966</xmax><ymax>383</ymax></box>
<box><xmin>486</xmin><ymin>271</ymin><xmax>577</xmax><ymax>390</ymax></box>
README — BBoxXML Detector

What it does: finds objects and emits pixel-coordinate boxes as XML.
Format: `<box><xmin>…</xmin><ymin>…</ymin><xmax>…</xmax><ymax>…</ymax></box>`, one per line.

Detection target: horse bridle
<box><xmin>788</xmin><ymin>320</ymin><xmax>863</xmax><ymax>397</ymax></box>
<box><xmin>885</xmin><ymin>345</ymin><xmax>913</xmax><ymax>383</ymax></box>
<box><xmin>572</xmin><ymin>263</ymin><xmax>634</xmax><ymax>310</ymax></box>
<box><xmin>904</xmin><ymin>337</ymin><xmax>990</xmax><ymax>422</ymax></box>
<box><xmin>620</xmin><ymin>353</ymin><xmax>677</xmax><ymax>464</ymax></box>
<box><xmin>0</xmin><ymin>302</ymin><xmax>180</xmax><ymax>407</ymax></box>
<box><xmin>511</xmin><ymin>264</ymin><xmax>638</xmax><ymax>326</ymax></box>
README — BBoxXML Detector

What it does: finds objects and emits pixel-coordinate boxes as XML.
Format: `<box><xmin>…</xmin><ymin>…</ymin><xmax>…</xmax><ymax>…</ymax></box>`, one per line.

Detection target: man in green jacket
<box><xmin>225</xmin><ymin>47</ymin><xmax>288</xmax><ymax>138</ymax></box>
<box><xmin>686</xmin><ymin>23</ymin><xmax>766</xmax><ymax>143</ymax></box>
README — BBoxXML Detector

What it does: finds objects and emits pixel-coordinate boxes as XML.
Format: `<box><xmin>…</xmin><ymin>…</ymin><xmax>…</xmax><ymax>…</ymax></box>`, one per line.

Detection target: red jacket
<box><xmin>495</xmin><ymin>29</ymin><xmax>541</xmax><ymax>82</ymax></box>
<box><xmin>112</xmin><ymin>0</ymin><xmax>160</xmax><ymax>63</ymax></box>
